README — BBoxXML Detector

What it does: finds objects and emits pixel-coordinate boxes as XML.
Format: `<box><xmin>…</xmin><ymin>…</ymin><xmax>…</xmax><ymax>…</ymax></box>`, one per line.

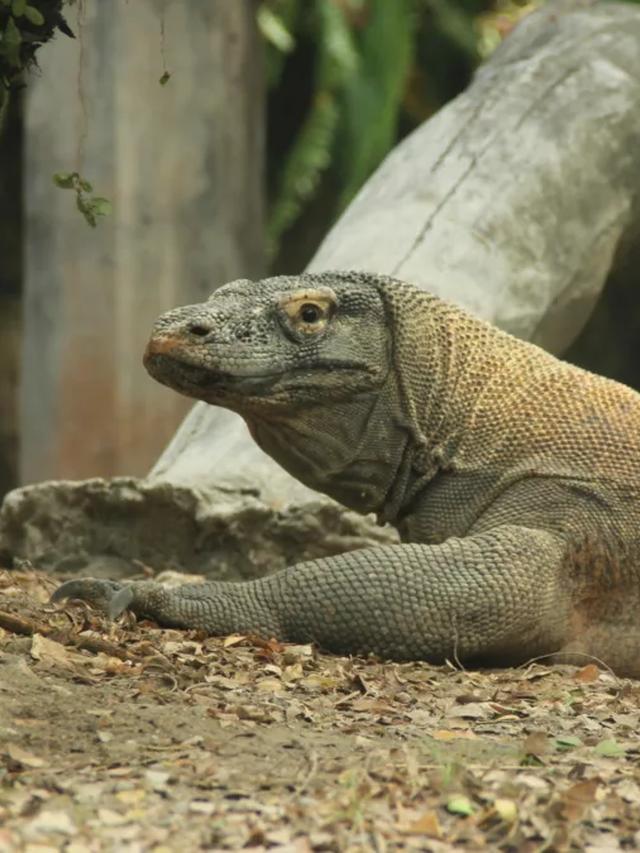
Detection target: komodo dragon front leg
<box><xmin>53</xmin><ymin>525</ymin><xmax>568</xmax><ymax>664</ymax></box>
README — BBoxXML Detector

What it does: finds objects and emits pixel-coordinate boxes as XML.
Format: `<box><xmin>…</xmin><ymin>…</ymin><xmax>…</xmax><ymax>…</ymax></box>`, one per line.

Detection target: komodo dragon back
<box><xmin>52</xmin><ymin>272</ymin><xmax>640</xmax><ymax>677</ymax></box>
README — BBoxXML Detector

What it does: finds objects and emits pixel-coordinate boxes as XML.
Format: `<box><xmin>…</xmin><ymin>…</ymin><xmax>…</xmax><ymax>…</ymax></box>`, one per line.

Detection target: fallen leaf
<box><xmin>574</xmin><ymin>663</ymin><xmax>600</xmax><ymax>683</ymax></box>
<box><xmin>256</xmin><ymin>677</ymin><xmax>284</xmax><ymax>694</ymax></box>
<box><xmin>31</xmin><ymin>634</ymin><xmax>78</xmax><ymax>667</ymax></box>
<box><xmin>223</xmin><ymin>634</ymin><xmax>247</xmax><ymax>648</ymax></box>
<box><xmin>594</xmin><ymin>739</ymin><xmax>626</xmax><ymax>758</ymax></box>
<box><xmin>115</xmin><ymin>789</ymin><xmax>146</xmax><ymax>806</ymax></box>
<box><xmin>431</xmin><ymin>729</ymin><xmax>478</xmax><ymax>741</ymax></box>
<box><xmin>403</xmin><ymin>811</ymin><xmax>441</xmax><ymax>836</ymax></box>
<box><xmin>446</xmin><ymin>794</ymin><xmax>474</xmax><ymax>816</ymax></box>
<box><xmin>189</xmin><ymin>800</ymin><xmax>216</xmax><ymax>815</ymax></box>
<box><xmin>522</xmin><ymin>731</ymin><xmax>549</xmax><ymax>756</ymax></box>
<box><xmin>494</xmin><ymin>798</ymin><xmax>518</xmax><ymax>822</ymax></box>
<box><xmin>27</xmin><ymin>809</ymin><xmax>77</xmax><ymax>835</ymax></box>
<box><xmin>555</xmin><ymin>735</ymin><xmax>583</xmax><ymax>751</ymax></box>
<box><xmin>5</xmin><ymin>744</ymin><xmax>46</xmax><ymax>768</ymax></box>
<box><xmin>558</xmin><ymin>778</ymin><xmax>600</xmax><ymax>821</ymax></box>
<box><xmin>447</xmin><ymin>702</ymin><xmax>489</xmax><ymax>720</ymax></box>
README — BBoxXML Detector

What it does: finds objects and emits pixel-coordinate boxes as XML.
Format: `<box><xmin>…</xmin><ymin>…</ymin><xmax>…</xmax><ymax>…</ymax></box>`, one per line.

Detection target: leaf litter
<box><xmin>0</xmin><ymin>567</ymin><xmax>639</xmax><ymax>851</ymax></box>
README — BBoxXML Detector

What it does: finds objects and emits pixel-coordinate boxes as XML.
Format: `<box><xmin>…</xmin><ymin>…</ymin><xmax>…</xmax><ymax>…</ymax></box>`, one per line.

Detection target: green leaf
<box><xmin>555</xmin><ymin>735</ymin><xmax>583</xmax><ymax>751</ymax></box>
<box><xmin>159</xmin><ymin>71</ymin><xmax>171</xmax><ymax>86</ymax></box>
<box><xmin>594</xmin><ymin>739</ymin><xmax>626</xmax><ymax>758</ymax></box>
<box><xmin>53</xmin><ymin>172</ymin><xmax>77</xmax><ymax>189</ymax></box>
<box><xmin>262</xmin><ymin>0</ymin><xmax>300</xmax><ymax>89</ymax></box>
<box><xmin>11</xmin><ymin>0</ymin><xmax>27</xmax><ymax>17</ymax></box>
<box><xmin>23</xmin><ymin>5</ymin><xmax>45</xmax><ymax>26</ymax></box>
<box><xmin>316</xmin><ymin>0</ymin><xmax>358</xmax><ymax>90</ymax></box>
<box><xmin>446</xmin><ymin>794</ymin><xmax>474</xmax><ymax>817</ymax></box>
<box><xmin>2</xmin><ymin>15</ymin><xmax>23</xmax><ymax>68</ymax></box>
<box><xmin>89</xmin><ymin>197</ymin><xmax>112</xmax><ymax>217</ymax></box>
<box><xmin>267</xmin><ymin>92</ymin><xmax>339</xmax><ymax>252</ymax></box>
<box><xmin>424</xmin><ymin>0</ymin><xmax>479</xmax><ymax>61</ymax></box>
<box><xmin>336</xmin><ymin>0</ymin><xmax>414</xmax><ymax>208</ymax></box>
<box><xmin>520</xmin><ymin>753</ymin><xmax>544</xmax><ymax>767</ymax></box>
<box><xmin>257</xmin><ymin>5</ymin><xmax>295</xmax><ymax>53</ymax></box>
<box><xmin>78</xmin><ymin>177</ymin><xmax>93</xmax><ymax>192</ymax></box>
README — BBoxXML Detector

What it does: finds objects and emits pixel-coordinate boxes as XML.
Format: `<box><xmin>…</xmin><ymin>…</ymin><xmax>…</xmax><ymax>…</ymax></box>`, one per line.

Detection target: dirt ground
<box><xmin>0</xmin><ymin>568</ymin><xmax>639</xmax><ymax>852</ymax></box>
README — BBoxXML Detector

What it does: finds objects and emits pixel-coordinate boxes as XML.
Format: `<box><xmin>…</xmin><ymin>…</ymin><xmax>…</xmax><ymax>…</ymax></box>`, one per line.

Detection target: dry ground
<box><xmin>0</xmin><ymin>568</ymin><xmax>639</xmax><ymax>852</ymax></box>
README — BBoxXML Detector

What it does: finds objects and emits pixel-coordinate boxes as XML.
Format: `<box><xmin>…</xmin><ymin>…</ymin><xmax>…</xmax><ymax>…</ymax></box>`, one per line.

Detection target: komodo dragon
<box><xmin>53</xmin><ymin>272</ymin><xmax>640</xmax><ymax>676</ymax></box>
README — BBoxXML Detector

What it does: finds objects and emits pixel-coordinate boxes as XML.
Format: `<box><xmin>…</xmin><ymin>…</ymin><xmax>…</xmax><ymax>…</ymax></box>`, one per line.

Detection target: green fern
<box><xmin>268</xmin><ymin>91</ymin><xmax>339</xmax><ymax>253</ymax></box>
<box><xmin>267</xmin><ymin>0</ymin><xmax>358</xmax><ymax>255</ymax></box>
<box><xmin>336</xmin><ymin>0</ymin><xmax>415</xmax><ymax>208</ymax></box>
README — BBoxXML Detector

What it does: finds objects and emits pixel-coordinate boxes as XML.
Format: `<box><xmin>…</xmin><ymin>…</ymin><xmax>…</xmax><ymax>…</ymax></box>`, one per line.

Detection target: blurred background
<box><xmin>0</xmin><ymin>0</ymin><xmax>637</xmax><ymax>501</ymax></box>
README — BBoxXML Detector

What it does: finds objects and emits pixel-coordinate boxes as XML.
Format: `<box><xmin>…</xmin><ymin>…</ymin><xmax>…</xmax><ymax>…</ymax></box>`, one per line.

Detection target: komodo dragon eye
<box><xmin>278</xmin><ymin>287</ymin><xmax>337</xmax><ymax>336</ymax></box>
<box><xmin>300</xmin><ymin>304</ymin><xmax>321</xmax><ymax>324</ymax></box>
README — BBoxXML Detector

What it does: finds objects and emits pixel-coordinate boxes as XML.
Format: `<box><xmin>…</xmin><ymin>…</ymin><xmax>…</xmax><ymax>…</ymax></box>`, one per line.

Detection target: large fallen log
<box><xmin>2</xmin><ymin>0</ymin><xmax>640</xmax><ymax>577</ymax></box>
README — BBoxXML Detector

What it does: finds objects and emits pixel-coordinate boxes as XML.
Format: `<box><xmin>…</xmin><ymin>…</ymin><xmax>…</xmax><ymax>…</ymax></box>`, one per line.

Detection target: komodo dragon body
<box><xmin>54</xmin><ymin>273</ymin><xmax>640</xmax><ymax>676</ymax></box>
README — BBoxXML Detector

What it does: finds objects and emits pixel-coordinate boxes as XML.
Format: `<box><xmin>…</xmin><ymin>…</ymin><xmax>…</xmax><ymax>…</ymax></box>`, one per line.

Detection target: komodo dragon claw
<box><xmin>51</xmin><ymin>578</ymin><xmax>134</xmax><ymax>620</ymax></box>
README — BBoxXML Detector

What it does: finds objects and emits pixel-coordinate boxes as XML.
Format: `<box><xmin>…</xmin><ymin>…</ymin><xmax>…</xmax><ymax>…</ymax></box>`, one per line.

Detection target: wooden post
<box><xmin>21</xmin><ymin>0</ymin><xmax>263</xmax><ymax>483</ymax></box>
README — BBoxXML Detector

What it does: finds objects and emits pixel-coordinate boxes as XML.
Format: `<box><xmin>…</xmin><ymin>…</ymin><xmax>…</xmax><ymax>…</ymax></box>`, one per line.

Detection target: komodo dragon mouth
<box><xmin>144</xmin><ymin>334</ymin><xmax>370</xmax><ymax>400</ymax></box>
<box><xmin>144</xmin><ymin>348</ymin><xmax>230</xmax><ymax>390</ymax></box>
<box><xmin>144</xmin><ymin>342</ymin><xmax>325</xmax><ymax>398</ymax></box>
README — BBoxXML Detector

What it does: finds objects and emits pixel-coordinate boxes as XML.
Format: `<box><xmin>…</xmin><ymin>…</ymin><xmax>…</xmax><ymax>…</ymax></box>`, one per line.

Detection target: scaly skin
<box><xmin>52</xmin><ymin>273</ymin><xmax>640</xmax><ymax>675</ymax></box>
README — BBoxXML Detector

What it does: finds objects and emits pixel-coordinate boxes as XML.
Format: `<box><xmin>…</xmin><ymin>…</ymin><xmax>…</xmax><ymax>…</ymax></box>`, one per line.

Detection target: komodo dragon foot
<box><xmin>51</xmin><ymin>578</ymin><xmax>135</xmax><ymax>620</ymax></box>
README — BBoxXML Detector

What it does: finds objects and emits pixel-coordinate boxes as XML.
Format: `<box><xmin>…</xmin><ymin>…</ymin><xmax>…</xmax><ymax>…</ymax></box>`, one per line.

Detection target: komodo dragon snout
<box><xmin>54</xmin><ymin>271</ymin><xmax>640</xmax><ymax>677</ymax></box>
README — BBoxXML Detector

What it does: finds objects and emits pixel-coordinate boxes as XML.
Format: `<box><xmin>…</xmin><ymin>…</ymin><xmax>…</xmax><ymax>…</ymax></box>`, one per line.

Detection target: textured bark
<box><xmin>151</xmin><ymin>1</ymin><xmax>640</xmax><ymax>504</ymax></box>
<box><xmin>20</xmin><ymin>0</ymin><xmax>263</xmax><ymax>483</ymax></box>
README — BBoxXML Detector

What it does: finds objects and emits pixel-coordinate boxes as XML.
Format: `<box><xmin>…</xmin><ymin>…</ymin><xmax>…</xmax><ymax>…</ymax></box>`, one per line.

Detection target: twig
<box><xmin>0</xmin><ymin>609</ymin><xmax>49</xmax><ymax>636</ymax></box>
<box><xmin>0</xmin><ymin>608</ymin><xmax>130</xmax><ymax>661</ymax></box>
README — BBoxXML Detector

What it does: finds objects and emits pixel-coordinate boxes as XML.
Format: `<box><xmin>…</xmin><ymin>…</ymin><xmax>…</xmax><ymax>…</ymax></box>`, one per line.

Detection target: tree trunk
<box><xmin>20</xmin><ymin>0</ymin><xmax>264</xmax><ymax>484</ymax></box>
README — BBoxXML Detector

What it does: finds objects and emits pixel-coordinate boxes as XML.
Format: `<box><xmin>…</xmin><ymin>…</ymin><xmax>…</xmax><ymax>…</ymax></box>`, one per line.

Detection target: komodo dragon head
<box><xmin>144</xmin><ymin>272</ymin><xmax>391</xmax><ymax>411</ymax></box>
<box><xmin>144</xmin><ymin>272</ymin><xmax>405</xmax><ymax>511</ymax></box>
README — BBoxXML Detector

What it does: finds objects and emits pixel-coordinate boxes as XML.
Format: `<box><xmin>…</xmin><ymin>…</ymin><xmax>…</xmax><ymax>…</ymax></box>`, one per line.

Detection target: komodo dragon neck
<box><xmin>246</xmin><ymin>281</ymin><xmax>537</xmax><ymax>525</ymax></box>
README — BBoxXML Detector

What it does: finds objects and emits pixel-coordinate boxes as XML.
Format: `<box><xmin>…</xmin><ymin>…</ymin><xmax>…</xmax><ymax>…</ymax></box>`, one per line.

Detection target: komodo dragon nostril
<box><xmin>188</xmin><ymin>322</ymin><xmax>212</xmax><ymax>337</ymax></box>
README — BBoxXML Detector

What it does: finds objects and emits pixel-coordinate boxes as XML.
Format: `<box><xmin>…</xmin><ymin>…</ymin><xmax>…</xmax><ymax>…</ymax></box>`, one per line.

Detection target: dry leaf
<box><xmin>447</xmin><ymin>701</ymin><xmax>490</xmax><ymax>719</ymax></box>
<box><xmin>403</xmin><ymin>811</ymin><xmax>441</xmax><ymax>836</ymax></box>
<box><xmin>559</xmin><ymin>778</ymin><xmax>600</xmax><ymax>821</ymax></box>
<box><xmin>432</xmin><ymin>729</ymin><xmax>478</xmax><ymax>741</ymax></box>
<box><xmin>256</xmin><ymin>677</ymin><xmax>285</xmax><ymax>694</ymax></box>
<box><xmin>494</xmin><ymin>798</ymin><xmax>518</xmax><ymax>822</ymax></box>
<box><xmin>5</xmin><ymin>744</ymin><xmax>46</xmax><ymax>768</ymax></box>
<box><xmin>223</xmin><ymin>634</ymin><xmax>247</xmax><ymax>648</ymax></box>
<box><xmin>575</xmin><ymin>663</ymin><xmax>600</xmax><ymax>683</ymax></box>
<box><xmin>31</xmin><ymin>634</ymin><xmax>78</xmax><ymax>667</ymax></box>
<box><xmin>115</xmin><ymin>789</ymin><xmax>146</xmax><ymax>806</ymax></box>
<box><xmin>522</xmin><ymin>731</ymin><xmax>549</xmax><ymax>756</ymax></box>
<box><xmin>27</xmin><ymin>809</ymin><xmax>76</xmax><ymax>835</ymax></box>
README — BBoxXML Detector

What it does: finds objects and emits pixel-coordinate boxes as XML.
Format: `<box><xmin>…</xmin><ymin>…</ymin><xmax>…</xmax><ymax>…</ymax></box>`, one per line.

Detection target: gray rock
<box><xmin>0</xmin><ymin>478</ymin><xmax>395</xmax><ymax>579</ymax></box>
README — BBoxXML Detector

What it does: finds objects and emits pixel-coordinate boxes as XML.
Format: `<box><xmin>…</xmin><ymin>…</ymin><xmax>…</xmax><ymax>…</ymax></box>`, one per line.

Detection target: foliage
<box><xmin>53</xmin><ymin>171</ymin><xmax>112</xmax><ymax>228</ymax></box>
<box><xmin>261</xmin><ymin>0</ymin><xmax>542</xmax><ymax>267</ymax></box>
<box><xmin>0</xmin><ymin>0</ymin><xmax>73</xmax><ymax>91</ymax></box>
